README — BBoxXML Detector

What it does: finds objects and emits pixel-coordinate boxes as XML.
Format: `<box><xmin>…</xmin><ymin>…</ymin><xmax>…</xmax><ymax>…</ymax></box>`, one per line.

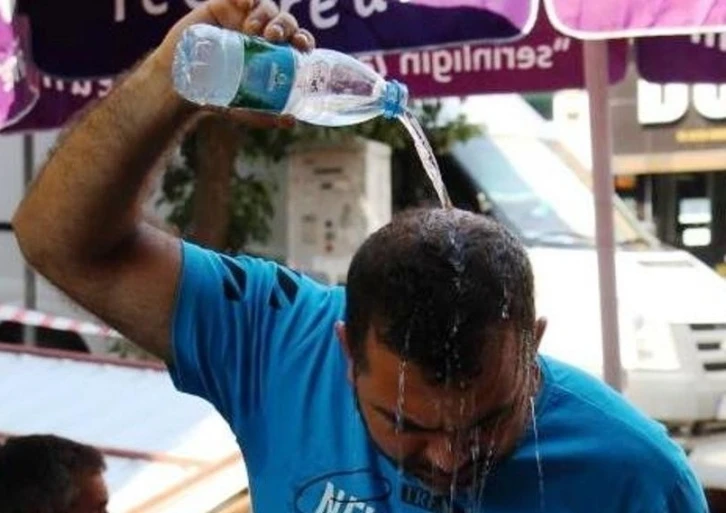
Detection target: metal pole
<box><xmin>583</xmin><ymin>40</ymin><xmax>623</xmax><ymax>391</ymax></box>
<box><xmin>22</xmin><ymin>133</ymin><xmax>37</xmax><ymax>345</ymax></box>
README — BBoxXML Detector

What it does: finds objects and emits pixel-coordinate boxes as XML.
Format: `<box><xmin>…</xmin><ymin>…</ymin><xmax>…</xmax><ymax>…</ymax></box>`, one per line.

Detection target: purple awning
<box><xmin>360</xmin><ymin>10</ymin><xmax>627</xmax><ymax>98</ymax></box>
<box><xmin>636</xmin><ymin>34</ymin><xmax>726</xmax><ymax>83</ymax></box>
<box><xmin>405</xmin><ymin>0</ymin><xmax>536</xmax><ymax>33</ymax></box>
<box><xmin>4</xmin><ymin>0</ymin><xmax>726</xmax><ymax>131</ymax></box>
<box><xmin>547</xmin><ymin>0</ymin><xmax>726</xmax><ymax>38</ymax></box>
<box><xmin>1</xmin><ymin>6</ymin><xmax>630</xmax><ymax>133</ymax></box>
<box><xmin>17</xmin><ymin>0</ymin><xmax>534</xmax><ymax>78</ymax></box>
<box><xmin>1</xmin><ymin>74</ymin><xmax>114</xmax><ymax>134</ymax></box>
<box><xmin>0</xmin><ymin>15</ymin><xmax>39</xmax><ymax>130</ymax></box>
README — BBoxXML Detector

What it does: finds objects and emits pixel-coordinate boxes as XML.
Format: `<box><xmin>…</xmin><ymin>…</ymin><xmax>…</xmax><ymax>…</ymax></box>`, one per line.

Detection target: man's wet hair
<box><xmin>346</xmin><ymin>208</ymin><xmax>535</xmax><ymax>385</ymax></box>
<box><xmin>0</xmin><ymin>434</ymin><xmax>105</xmax><ymax>513</ymax></box>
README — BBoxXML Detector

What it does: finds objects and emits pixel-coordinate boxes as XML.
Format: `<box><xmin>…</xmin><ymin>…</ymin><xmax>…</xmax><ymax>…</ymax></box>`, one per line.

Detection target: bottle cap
<box><xmin>382</xmin><ymin>80</ymin><xmax>409</xmax><ymax>119</ymax></box>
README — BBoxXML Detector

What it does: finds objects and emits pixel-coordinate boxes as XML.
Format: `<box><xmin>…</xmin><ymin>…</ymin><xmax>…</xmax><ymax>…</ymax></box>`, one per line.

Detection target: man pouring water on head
<box><xmin>13</xmin><ymin>1</ymin><xmax>706</xmax><ymax>511</ymax></box>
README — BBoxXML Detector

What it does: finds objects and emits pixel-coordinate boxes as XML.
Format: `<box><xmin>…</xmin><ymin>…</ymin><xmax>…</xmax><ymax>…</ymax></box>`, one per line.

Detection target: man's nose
<box><xmin>423</xmin><ymin>435</ymin><xmax>470</xmax><ymax>474</ymax></box>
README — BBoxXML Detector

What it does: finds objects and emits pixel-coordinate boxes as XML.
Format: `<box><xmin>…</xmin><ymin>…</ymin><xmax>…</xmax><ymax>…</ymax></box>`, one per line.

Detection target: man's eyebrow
<box><xmin>470</xmin><ymin>402</ymin><xmax>516</xmax><ymax>428</ymax></box>
<box><xmin>373</xmin><ymin>405</ymin><xmax>437</xmax><ymax>432</ymax></box>
<box><xmin>373</xmin><ymin>402</ymin><xmax>516</xmax><ymax>432</ymax></box>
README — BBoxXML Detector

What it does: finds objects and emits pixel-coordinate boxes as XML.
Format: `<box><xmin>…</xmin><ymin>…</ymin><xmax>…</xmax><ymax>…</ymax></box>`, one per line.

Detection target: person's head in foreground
<box><xmin>0</xmin><ymin>434</ymin><xmax>108</xmax><ymax>513</ymax></box>
<box><xmin>338</xmin><ymin>208</ymin><xmax>547</xmax><ymax>491</ymax></box>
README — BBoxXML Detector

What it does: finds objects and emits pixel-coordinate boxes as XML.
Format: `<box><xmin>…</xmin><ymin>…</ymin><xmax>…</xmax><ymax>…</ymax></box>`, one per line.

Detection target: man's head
<box><xmin>0</xmin><ymin>434</ymin><xmax>108</xmax><ymax>513</ymax></box>
<box><xmin>339</xmin><ymin>208</ymin><xmax>546</xmax><ymax>491</ymax></box>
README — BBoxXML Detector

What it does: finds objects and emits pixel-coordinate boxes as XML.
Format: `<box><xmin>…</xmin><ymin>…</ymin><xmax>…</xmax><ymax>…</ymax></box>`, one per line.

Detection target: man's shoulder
<box><xmin>541</xmin><ymin>356</ymin><xmax>690</xmax><ymax>477</ymax></box>
<box><xmin>181</xmin><ymin>241</ymin><xmax>344</xmax><ymax>305</ymax></box>
<box><xmin>517</xmin><ymin>357</ymin><xmax>707</xmax><ymax>511</ymax></box>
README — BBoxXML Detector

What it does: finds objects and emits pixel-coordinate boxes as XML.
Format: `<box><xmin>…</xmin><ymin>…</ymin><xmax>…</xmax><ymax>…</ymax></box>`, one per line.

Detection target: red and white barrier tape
<box><xmin>0</xmin><ymin>304</ymin><xmax>122</xmax><ymax>338</ymax></box>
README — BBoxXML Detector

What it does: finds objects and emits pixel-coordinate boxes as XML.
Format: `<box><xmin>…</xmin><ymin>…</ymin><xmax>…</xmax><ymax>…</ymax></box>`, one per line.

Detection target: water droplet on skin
<box><xmin>396</xmin><ymin>361</ymin><xmax>407</xmax><ymax>437</ymax></box>
<box><xmin>396</xmin><ymin>324</ymin><xmax>413</xmax><ymax>475</ymax></box>
<box><xmin>501</xmin><ymin>286</ymin><xmax>510</xmax><ymax>319</ymax></box>
<box><xmin>531</xmin><ymin>396</ymin><xmax>545</xmax><ymax>512</ymax></box>
<box><xmin>449</xmin><ymin>430</ymin><xmax>460</xmax><ymax>513</ymax></box>
<box><xmin>473</xmin><ymin>433</ymin><xmax>498</xmax><ymax>510</ymax></box>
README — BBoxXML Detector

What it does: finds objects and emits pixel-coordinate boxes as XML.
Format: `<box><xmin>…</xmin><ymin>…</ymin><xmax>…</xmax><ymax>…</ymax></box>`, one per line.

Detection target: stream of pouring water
<box><xmin>391</xmin><ymin>112</ymin><xmax>545</xmax><ymax>511</ymax></box>
<box><xmin>393</xmin><ymin>109</ymin><xmax>453</xmax><ymax>475</ymax></box>
<box><xmin>398</xmin><ymin>110</ymin><xmax>453</xmax><ymax>209</ymax></box>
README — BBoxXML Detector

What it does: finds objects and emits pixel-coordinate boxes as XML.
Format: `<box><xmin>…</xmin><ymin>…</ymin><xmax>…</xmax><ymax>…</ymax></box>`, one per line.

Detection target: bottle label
<box><xmin>231</xmin><ymin>35</ymin><xmax>296</xmax><ymax>113</ymax></box>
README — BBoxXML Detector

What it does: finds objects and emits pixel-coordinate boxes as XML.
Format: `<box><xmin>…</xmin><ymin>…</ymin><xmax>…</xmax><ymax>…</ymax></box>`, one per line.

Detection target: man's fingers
<box><xmin>203</xmin><ymin>0</ymin><xmax>279</xmax><ymax>34</ymax></box>
<box><xmin>292</xmin><ymin>28</ymin><xmax>316</xmax><ymax>52</ymax></box>
<box><xmin>204</xmin><ymin>0</ymin><xmax>254</xmax><ymax>30</ymax></box>
<box><xmin>263</xmin><ymin>11</ymin><xmax>299</xmax><ymax>43</ymax></box>
<box><xmin>243</xmin><ymin>0</ymin><xmax>279</xmax><ymax>35</ymax></box>
<box><xmin>203</xmin><ymin>0</ymin><xmax>310</xmax><ymax>48</ymax></box>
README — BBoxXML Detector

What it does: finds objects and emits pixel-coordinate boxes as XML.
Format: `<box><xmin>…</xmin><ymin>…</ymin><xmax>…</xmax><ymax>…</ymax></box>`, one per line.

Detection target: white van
<box><xmin>440</xmin><ymin>94</ymin><xmax>726</xmax><ymax>430</ymax></box>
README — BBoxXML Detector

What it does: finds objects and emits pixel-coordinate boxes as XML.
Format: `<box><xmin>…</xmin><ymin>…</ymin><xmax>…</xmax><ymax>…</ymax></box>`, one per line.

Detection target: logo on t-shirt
<box><xmin>295</xmin><ymin>469</ymin><xmax>468</xmax><ymax>513</ymax></box>
<box><xmin>400</xmin><ymin>484</ymin><xmax>465</xmax><ymax>513</ymax></box>
<box><xmin>295</xmin><ymin>469</ymin><xmax>391</xmax><ymax>513</ymax></box>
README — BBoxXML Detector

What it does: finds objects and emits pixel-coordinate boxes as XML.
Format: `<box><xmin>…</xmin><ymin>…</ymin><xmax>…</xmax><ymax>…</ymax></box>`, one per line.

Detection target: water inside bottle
<box><xmin>397</xmin><ymin>110</ymin><xmax>453</xmax><ymax>209</ymax></box>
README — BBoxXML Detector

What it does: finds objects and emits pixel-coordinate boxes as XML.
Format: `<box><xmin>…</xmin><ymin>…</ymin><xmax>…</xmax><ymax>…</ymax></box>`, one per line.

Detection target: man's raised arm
<box><xmin>12</xmin><ymin>0</ymin><xmax>313</xmax><ymax>361</ymax></box>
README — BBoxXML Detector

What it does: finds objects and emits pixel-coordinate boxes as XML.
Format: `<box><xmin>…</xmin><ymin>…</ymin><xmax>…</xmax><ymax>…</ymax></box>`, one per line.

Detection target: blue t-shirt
<box><xmin>169</xmin><ymin>242</ymin><xmax>707</xmax><ymax>513</ymax></box>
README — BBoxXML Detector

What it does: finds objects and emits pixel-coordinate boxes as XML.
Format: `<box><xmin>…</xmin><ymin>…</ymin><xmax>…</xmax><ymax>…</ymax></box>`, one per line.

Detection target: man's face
<box><xmin>339</xmin><ymin>321</ymin><xmax>543</xmax><ymax>493</ymax></box>
<box><xmin>70</xmin><ymin>472</ymin><xmax>109</xmax><ymax>513</ymax></box>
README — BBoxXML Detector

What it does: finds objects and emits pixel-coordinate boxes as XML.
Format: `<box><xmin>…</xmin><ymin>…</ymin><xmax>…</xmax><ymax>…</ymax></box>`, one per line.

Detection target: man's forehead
<box><xmin>361</xmin><ymin>336</ymin><xmax>522</xmax><ymax>417</ymax></box>
<box><xmin>364</xmin><ymin>323</ymin><xmax>522</xmax><ymax>382</ymax></box>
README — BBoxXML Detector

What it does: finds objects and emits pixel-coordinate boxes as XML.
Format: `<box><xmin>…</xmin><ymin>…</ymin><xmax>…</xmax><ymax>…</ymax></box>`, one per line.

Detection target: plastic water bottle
<box><xmin>172</xmin><ymin>23</ymin><xmax>409</xmax><ymax>127</ymax></box>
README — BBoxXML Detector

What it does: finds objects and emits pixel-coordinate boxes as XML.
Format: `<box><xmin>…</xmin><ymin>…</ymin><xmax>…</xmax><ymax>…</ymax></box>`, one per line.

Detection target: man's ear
<box><xmin>335</xmin><ymin>321</ymin><xmax>355</xmax><ymax>383</ymax></box>
<box><xmin>534</xmin><ymin>317</ymin><xmax>547</xmax><ymax>351</ymax></box>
